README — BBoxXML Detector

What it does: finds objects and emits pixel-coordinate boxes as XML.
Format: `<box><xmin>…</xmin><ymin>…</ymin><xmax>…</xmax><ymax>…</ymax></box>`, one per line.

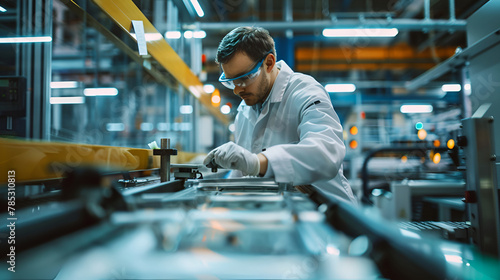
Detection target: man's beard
<box><xmin>255</xmin><ymin>72</ymin><xmax>270</xmax><ymax>104</ymax></box>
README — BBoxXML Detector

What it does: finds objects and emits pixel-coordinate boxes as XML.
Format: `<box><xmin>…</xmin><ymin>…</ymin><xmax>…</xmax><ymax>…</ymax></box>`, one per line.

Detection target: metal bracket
<box><xmin>152</xmin><ymin>138</ymin><xmax>177</xmax><ymax>182</ymax></box>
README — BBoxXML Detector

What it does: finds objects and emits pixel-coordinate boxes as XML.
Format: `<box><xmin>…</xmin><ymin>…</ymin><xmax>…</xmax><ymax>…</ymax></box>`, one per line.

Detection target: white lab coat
<box><xmin>233</xmin><ymin>61</ymin><xmax>357</xmax><ymax>204</ymax></box>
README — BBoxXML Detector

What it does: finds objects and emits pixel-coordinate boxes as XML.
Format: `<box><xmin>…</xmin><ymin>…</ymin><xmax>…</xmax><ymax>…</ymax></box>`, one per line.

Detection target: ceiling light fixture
<box><xmin>50</xmin><ymin>81</ymin><xmax>79</xmax><ymax>89</ymax></box>
<box><xmin>180</xmin><ymin>105</ymin><xmax>193</xmax><ymax>114</ymax></box>
<box><xmin>325</xmin><ymin>83</ymin><xmax>356</xmax><ymax>93</ymax></box>
<box><xmin>0</xmin><ymin>36</ymin><xmax>52</xmax><ymax>43</ymax></box>
<box><xmin>184</xmin><ymin>30</ymin><xmax>206</xmax><ymax>39</ymax></box>
<box><xmin>400</xmin><ymin>104</ymin><xmax>433</xmax><ymax>114</ymax></box>
<box><xmin>323</xmin><ymin>28</ymin><xmax>399</xmax><ymax>38</ymax></box>
<box><xmin>130</xmin><ymin>33</ymin><xmax>163</xmax><ymax>42</ymax></box>
<box><xmin>106</xmin><ymin>123</ymin><xmax>125</xmax><ymax>132</ymax></box>
<box><xmin>189</xmin><ymin>0</ymin><xmax>204</xmax><ymax>17</ymax></box>
<box><xmin>50</xmin><ymin>96</ymin><xmax>85</xmax><ymax>104</ymax></box>
<box><xmin>165</xmin><ymin>31</ymin><xmax>181</xmax><ymax>39</ymax></box>
<box><xmin>84</xmin><ymin>88</ymin><xmax>118</xmax><ymax>96</ymax></box>
<box><xmin>441</xmin><ymin>84</ymin><xmax>461</xmax><ymax>92</ymax></box>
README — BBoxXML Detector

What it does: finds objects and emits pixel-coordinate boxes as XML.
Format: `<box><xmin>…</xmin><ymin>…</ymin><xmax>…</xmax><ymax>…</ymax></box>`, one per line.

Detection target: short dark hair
<box><xmin>216</xmin><ymin>27</ymin><xmax>276</xmax><ymax>64</ymax></box>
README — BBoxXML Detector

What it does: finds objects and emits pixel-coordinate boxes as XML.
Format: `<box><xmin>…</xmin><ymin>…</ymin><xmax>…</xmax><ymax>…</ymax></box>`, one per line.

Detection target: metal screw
<box><xmin>491</xmin><ymin>154</ymin><xmax>497</xmax><ymax>161</ymax></box>
<box><xmin>489</xmin><ymin>116</ymin><xmax>494</xmax><ymax>123</ymax></box>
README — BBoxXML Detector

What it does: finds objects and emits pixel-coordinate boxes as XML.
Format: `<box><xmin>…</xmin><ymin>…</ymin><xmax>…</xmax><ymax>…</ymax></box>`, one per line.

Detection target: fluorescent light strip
<box><xmin>400</xmin><ymin>105</ymin><xmax>433</xmax><ymax>114</ymax></box>
<box><xmin>190</xmin><ymin>0</ymin><xmax>204</xmax><ymax>17</ymax></box>
<box><xmin>165</xmin><ymin>31</ymin><xmax>181</xmax><ymax>39</ymax></box>
<box><xmin>325</xmin><ymin>83</ymin><xmax>356</xmax><ymax>93</ymax></box>
<box><xmin>441</xmin><ymin>84</ymin><xmax>461</xmax><ymax>92</ymax></box>
<box><xmin>323</xmin><ymin>28</ymin><xmax>398</xmax><ymax>38</ymax></box>
<box><xmin>184</xmin><ymin>30</ymin><xmax>206</xmax><ymax>39</ymax></box>
<box><xmin>130</xmin><ymin>33</ymin><xmax>164</xmax><ymax>42</ymax></box>
<box><xmin>50</xmin><ymin>96</ymin><xmax>85</xmax><ymax>104</ymax></box>
<box><xmin>0</xmin><ymin>36</ymin><xmax>52</xmax><ymax>43</ymax></box>
<box><xmin>193</xmin><ymin>30</ymin><xmax>206</xmax><ymax>38</ymax></box>
<box><xmin>180</xmin><ymin>105</ymin><xmax>193</xmax><ymax>114</ymax></box>
<box><xmin>106</xmin><ymin>123</ymin><xmax>125</xmax><ymax>132</ymax></box>
<box><xmin>0</xmin><ymin>5</ymin><xmax>7</xmax><ymax>12</ymax></box>
<box><xmin>140</xmin><ymin>123</ymin><xmax>154</xmax><ymax>131</ymax></box>
<box><xmin>50</xmin><ymin>81</ymin><xmax>79</xmax><ymax>89</ymax></box>
<box><xmin>84</xmin><ymin>88</ymin><xmax>118</xmax><ymax>96</ymax></box>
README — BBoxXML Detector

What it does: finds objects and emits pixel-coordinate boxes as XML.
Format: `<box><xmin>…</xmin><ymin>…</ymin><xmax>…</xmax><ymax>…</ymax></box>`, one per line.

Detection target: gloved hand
<box><xmin>203</xmin><ymin>142</ymin><xmax>260</xmax><ymax>176</ymax></box>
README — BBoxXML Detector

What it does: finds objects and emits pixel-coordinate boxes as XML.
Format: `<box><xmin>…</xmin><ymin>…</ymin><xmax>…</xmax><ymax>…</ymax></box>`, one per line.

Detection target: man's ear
<box><xmin>265</xmin><ymin>53</ymin><xmax>276</xmax><ymax>72</ymax></box>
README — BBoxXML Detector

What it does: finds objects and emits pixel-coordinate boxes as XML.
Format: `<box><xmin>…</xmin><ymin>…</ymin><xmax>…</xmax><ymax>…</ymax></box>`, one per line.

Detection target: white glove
<box><xmin>203</xmin><ymin>142</ymin><xmax>260</xmax><ymax>176</ymax></box>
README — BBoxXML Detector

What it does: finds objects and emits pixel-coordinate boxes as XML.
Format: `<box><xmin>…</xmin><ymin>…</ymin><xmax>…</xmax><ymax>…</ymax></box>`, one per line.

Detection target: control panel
<box><xmin>0</xmin><ymin>76</ymin><xmax>26</xmax><ymax>136</ymax></box>
<box><xmin>0</xmin><ymin>76</ymin><xmax>26</xmax><ymax>115</ymax></box>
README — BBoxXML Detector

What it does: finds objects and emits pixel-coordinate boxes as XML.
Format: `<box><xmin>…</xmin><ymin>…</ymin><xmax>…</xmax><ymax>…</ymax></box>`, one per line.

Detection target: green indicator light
<box><xmin>415</xmin><ymin>122</ymin><xmax>423</xmax><ymax>130</ymax></box>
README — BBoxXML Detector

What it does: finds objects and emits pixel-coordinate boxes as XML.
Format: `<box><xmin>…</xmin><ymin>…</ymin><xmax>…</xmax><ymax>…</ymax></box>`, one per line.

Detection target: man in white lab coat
<box><xmin>203</xmin><ymin>27</ymin><xmax>357</xmax><ymax>204</ymax></box>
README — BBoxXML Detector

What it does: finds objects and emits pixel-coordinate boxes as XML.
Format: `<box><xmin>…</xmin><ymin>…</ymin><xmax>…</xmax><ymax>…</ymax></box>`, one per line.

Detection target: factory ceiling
<box><xmin>162</xmin><ymin>0</ymin><xmax>487</xmax><ymax>106</ymax></box>
<box><xmin>44</xmin><ymin>0</ymin><xmax>488</xmax><ymax>116</ymax></box>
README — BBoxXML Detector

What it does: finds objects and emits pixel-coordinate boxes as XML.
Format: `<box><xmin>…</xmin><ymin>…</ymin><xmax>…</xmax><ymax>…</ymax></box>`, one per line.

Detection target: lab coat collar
<box><xmin>269</xmin><ymin>60</ymin><xmax>293</xmax><ymax>103</ymax></box>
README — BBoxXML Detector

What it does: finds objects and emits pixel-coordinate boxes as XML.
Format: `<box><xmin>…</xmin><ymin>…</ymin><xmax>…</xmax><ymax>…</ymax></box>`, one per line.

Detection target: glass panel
<box><xmin>51</xmin><ymin>0</ymin><xmax>194</xmax><ymax>150</ymax></box>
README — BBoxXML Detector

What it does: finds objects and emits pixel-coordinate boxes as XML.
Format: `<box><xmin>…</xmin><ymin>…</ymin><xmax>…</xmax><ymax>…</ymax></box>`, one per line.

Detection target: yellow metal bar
<box><xmin>92</xmin><ymin>0</ymin><xmax>229</xmax><ymax>125</ymax></box>
<box><xmin>0</xmin><ymin>138</ymin><xmax>202</xmax><ymax>184</ymax></box>
<box><xmin>0</xmin><ymin>138</ymin><xmax>157</xmax><ymax>183</ymax></box>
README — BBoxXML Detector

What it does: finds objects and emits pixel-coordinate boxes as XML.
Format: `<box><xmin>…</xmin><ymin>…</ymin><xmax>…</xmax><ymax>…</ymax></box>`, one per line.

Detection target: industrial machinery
<box><xmin>0</xmin><ymin>137</ymin><xmax>499</xmax><ymax>279</ymax></box>
<box><xmin>1</xmin><ymin>1</ymin><xmax>500</xmax><ymax>279</ymax></box>
<box><xmin>357</xmin><ymin>0</ymin><xmax>500</xmax><ymax>264</ymax></box>
<box><xmin>0</xmin><ymin>77</ymin><xmax>26</xmax><ymax>137</ymax></box>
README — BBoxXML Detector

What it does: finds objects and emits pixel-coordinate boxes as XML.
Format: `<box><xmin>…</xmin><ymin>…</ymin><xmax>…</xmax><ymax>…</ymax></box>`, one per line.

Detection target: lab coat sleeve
<box><xmin>262</xmin><ymin>84</ymin><xmax>346</xmax><ymax>186</ymax></box>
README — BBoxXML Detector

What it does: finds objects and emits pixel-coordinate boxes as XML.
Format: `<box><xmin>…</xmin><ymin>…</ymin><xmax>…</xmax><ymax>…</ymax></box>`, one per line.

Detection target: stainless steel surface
<box><xmin>4</xmin><ymin>177</ymin><xmax>500</xmax><ymax>279</ymax></box>
<box><xmin>462</xmin><ymin>117</ymin><xmax>500</xmax><ymax>257</ymax></box>
<box><xmin>463</xmin><ymin>1</ymin><xmax>500</xmax><ymax>257</ymax></box>
<box><xmin>9</xmin><ymin>178</ymin><xmax>381</xmax><ymax>279</ymax></box>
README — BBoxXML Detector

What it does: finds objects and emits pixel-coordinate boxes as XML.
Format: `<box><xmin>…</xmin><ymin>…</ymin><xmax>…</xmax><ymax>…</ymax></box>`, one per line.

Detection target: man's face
<box><xmin>220</xmin><ymin>52</ymin><xmax>271</xmax><ymax>106</ymax></box>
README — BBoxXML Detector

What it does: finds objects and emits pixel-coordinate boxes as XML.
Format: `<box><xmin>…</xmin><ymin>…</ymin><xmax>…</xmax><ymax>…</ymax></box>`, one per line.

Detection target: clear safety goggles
<box><xmin>219</xmin><ymin>51</ymin><xmax>271</xmax><ymax>90</ymax></box>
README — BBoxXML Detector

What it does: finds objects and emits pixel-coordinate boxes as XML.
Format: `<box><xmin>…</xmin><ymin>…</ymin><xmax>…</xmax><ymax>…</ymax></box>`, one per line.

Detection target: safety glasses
<box><xmin>219</xmin><ymin>51</ymin><xmax>272</xmax><ymax>90</ymax></box>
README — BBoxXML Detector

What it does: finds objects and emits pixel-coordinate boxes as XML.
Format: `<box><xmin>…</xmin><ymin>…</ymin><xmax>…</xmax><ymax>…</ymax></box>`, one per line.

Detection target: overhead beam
<box><xmin>296</xmin><ymin>44</ymin><xmax>456</xmax><ymax>60</ymax></box>
<box><xmin>296</xmin><ymin>62</ymin><xmax>436</xmax><ymax>71</ymax></box>
<box><xmin>91</xmin><ymin>0</ymin><xmax>229</xmax><ymax>125</ymax></box>
<box><xmin>407</xmin><ymin>27</ymin><xmax>500</xmax><ymax>90</ymax></box>
<box><xmin>59</xmin><ymin>0</ymin><xmax>176</xmax><ymax>88</ymax></box>
<box><xmin>295</xmin><ymin>44</ymin><xmax>456</xmax><ymax>71</ymax></box>
<box><xmin>189</xmin><ymin>19</ymin><xmax>466</xmax><ymax>32</ymax></box>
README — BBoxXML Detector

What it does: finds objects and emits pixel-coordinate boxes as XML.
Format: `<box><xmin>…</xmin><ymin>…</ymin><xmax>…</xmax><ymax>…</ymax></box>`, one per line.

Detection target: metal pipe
<box><xmin>449</xmin><ymin>0</ymin><xmax>456</xmax><ymax>21</ymax></box>
<box><xmin>360</xmin><ymin>146</ymin><xmax>448</xmax><ymax>204</ymax></box>
<box><xmin>424</xmin><ymin>0</ymin><xmax>430</xmax><ymax>21</ymax></box>
<box><xmin>161</xmin><ymin>138</ymin><xmax>171</xmax><ymax>182</ymax></box>
<box><xmin>190</xmin><ymin>19</ymin><xmax>466</xmax><ymax>32</ymax></box>
<box><xmin>284</xmin><ymin>0</ymin><xmax>292</xmax><ymax>38</ymax></box>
